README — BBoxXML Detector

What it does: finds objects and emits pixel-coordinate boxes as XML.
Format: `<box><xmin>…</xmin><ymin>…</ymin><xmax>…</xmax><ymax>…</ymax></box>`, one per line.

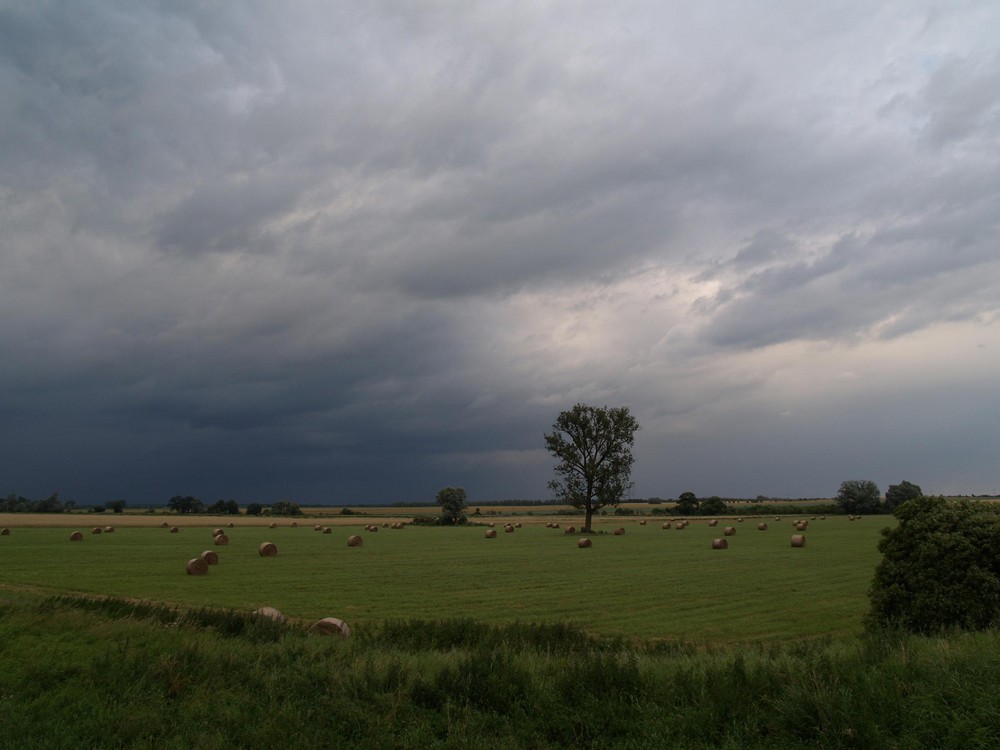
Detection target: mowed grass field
<box><xmin>0</xmin><ymin>514</ymin><xmax>887</xmax><ymax>641</ymax></box>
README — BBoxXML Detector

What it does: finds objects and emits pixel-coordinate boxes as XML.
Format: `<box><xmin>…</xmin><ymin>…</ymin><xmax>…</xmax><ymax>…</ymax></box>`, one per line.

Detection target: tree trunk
<box><xmin>583</xmin><ymin>506</ymin><xmax>593</xmax><ymax>533</ymax></box>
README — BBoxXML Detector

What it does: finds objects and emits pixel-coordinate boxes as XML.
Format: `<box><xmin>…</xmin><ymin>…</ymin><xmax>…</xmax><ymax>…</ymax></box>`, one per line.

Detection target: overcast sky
<box><xmin>2</xmin><ymin>1</ymin><xmax>999</xmax><ymax>505</ymax></box>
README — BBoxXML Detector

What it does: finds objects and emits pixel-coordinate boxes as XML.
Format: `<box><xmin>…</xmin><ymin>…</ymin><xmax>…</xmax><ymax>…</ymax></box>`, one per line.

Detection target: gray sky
<box><xmin>2</xmin><ymin>1</ymin><xmax>999</xmax><ymax>505</ymax></box>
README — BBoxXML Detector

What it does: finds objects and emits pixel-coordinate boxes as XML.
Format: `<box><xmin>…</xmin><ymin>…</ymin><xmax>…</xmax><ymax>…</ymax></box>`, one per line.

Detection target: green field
<box><xmin>0</xmin><ymin>515</ymin><xmax>885</xmax><ymax>641</ymax></box>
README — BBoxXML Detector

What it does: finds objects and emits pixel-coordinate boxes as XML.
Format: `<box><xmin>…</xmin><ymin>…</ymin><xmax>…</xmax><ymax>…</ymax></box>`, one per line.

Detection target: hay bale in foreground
<box><xmin>104</xmin><ymin>526</ymin><xmax>114</xmax><ymax>533</ymax></box>
<box><xmin>92</xmin><ymin>527</ymin><xmax>102</xmax><ymax>534</ymax></box>
<box><xmin>614</xmin><ymin>527</ymin><xmax>625</xmax><ymax>536</ymax></box>
<box><xmin>514</xmin><ymin>522</ymin><xmax>522</xmax><ymax>528</ymax></box>
<box><xmin>0</xmin><ymin>528</ymin><xmax>9</xmax><ymax>536</ymax></box>
<box><xmin>322</xmin><ymin>526</ymin><xmax>332</xmax><ymax>534</ymax></box>
<box><xmin>268</xmin><ymin>522</ymin><xmax>277</xmax><ymax>529</ymax></box>
<box><xmin>564</xmin><ymin>526</ymin><xmax>576</xmax><ymax>534</ymax></box>
<box><xmin>186</xmin><ymin>557</ymin><xmax>209</xmax><ymax>576</ymax></box>
<box><xmin>723</xmin><ymin>526</ymin><xmax>736</xmax><ymax>536</ymax></box>
<box><xmin>504</xmin><ymin>524</ymin><xmax>514</xmax><ymax>533</ymax></box>
<box><xmin>708</xmin><ymin>519</ymin><xmax>719</xmax><ymax>527</ymax></box>
<box><xmin>791</xmin><ymin>534</ymin><xmax>806</xmax><ymax>547</ymax></box>
<box><xmin>227</xmin><ymin>522</ymin><xmax>235</xmax><ymax>528</ymax></box>
<box><xmin>485</xmin><ymin>529</ymin><xmax>497</xmax><ymax>538</ymax></box>
<box><xmin>258</xmin><ymin>541</ymin><xmax>278</xmax><ymax>557</ymax></box>
<box><xmin>314</xmin><ymin>524</ymin><xmax>322</xmax><ymax>531</ymax></box>
<box><xmin>212</xmin><ymin>528</ymin><xmax>224</xmax><ymax>537</ymax></box>
<box><xmin>70</xmin><ymin>531</ymin><xmax>83</xmax><ymax>541</ymax></box>
<box><xmin>577</xmin><ymin>537</ymin><xmax>592</xmax><ymax>548</ymax></box>
<box><xmin>169</xmin><ymin>526</ymin><xmax>179</xmax><ymax>534</ymax></box>
<box><xmin>347</xmin><ymin>535</ymin><xmax>363</xmax><ymax>547</ymax></box>
<box><xmin>662</xmin><ymin>522</ymin><xmax>671</xmax><ymax>529</ymax></box>
<box><xmin>712</xmin><ymin>538</ymin><xmax>728</xmax><ymax>549</ymax></box>
<box><xmin>213</xmin><ymin>533</ymin><xmax>229</xmax><ymax>546</ymax></box>
<box><xmin>312</xmin><ymin>617</ymin><xmax>350</xmax><ymax>638</ymax></box>
<box><xmin>757</xmin><ymin>522</ymin><xmax>768</xmax><ymax>531</ymax></box>
<box><xmin>160</xmin><ymin>522</ymin><xmax>169</xmax><ymax>528</ymax></box>
<box><xmin>200</xmin><ymin>550</ymin><xmax>219</xmax><ymax>565</ymax></box>
<box><xmin>795</xmin><ymin>522</ymin><xmax>808</xmax><ymax>532</ymax></box>
<box><xmin>254</xmin><ymin>606</ymin><xmax>286</xmax><ymax>623</ymax></box>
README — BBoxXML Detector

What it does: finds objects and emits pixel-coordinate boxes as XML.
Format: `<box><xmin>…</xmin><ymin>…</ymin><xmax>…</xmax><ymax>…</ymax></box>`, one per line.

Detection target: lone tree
<box><xmin>675</xmin><ymin>491</ymin><xmax>699</xmax><ymax>515</ymax></box>
<box><xmin>436</xmin><ymin>487</ymin><xmax>468</xmax><ymax>525</ymax></box>
<box><xmin>835</xmin><ymin>480</ymin><xmax>881</xmax><ymax>515</ymax></box>
<box><xmin>544</xmin><ymin>404</ymin><xmax>639</xmax><ymax>533</ymax></box>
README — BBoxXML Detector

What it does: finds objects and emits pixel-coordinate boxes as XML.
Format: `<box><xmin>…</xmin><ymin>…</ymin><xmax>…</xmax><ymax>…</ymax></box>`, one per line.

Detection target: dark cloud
<box><xmin>2</xmin><ymin>1</ymin><xmax>999</xmax><ymax>504</ymax></box>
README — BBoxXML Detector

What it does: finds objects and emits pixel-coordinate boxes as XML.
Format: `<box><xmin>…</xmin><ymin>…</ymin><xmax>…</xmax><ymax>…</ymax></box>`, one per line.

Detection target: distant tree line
<box><xmin>1</xmin><ymin>492</ymin><xmax>73</xmax><ymax>513</ymax></box>
<box><xmin>166</xmin><ymin>496</ymin><xmax>303</xmax><ymax>516</ymax></box>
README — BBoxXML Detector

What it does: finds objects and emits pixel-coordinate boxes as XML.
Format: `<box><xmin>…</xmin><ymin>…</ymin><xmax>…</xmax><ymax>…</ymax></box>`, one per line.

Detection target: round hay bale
<box><xmin>92</xmin><ymin>527</ymin><xmax>103</xmax><ymax>534</ymax></box>
<box><xmin>368</xmin><ymin>525</ymin><xmax>378</xmax><ymax>532</ymax></box>
<box><xmin>200</xmin><ymin>550</ymin><xmax>219</xmax><ymax>565</ymax></box>
<box><xmin>227</xmin><ymin>522</ymin><xmax>235</xmax><ymax>528</ymax></box>
<box><xmin>160</xmin><ymin>521</ymin><xmax>169</xmax><ymax>528</ymax></box>
<box><xmin>791</xmin><ymin>534</ymin><xmax>806</xmax><ymax>547</ymax></box>
<box><xmin>290</xmin><ymin>522</ymin><xmax>298</xmax><ymax>527</ymax></box>
<box><xmin>577</xmin><ymin>537</ymin><xmax>592</xmax><ymax>548</ymax></box>
<box><xmin>70</xmin><ymin>531</ymin><xmax>83</xmax><ymax>541</ymax></box>
<box><xmin>104</xmin><ymin>526</ymin><xmax>114</xmax><ymax>533</ymax></box>
<box><xmin>504</xmin><ymin>524</ymin><xmax>514</xmax><ymax>533</ymax></box>
<box><xmin>708</xmin><ymin>519</ymin><xmax>718</xmax><ymax>527</ymax></box>
<box><xmin>312</xmin><ymin>617</ymin><xmax>350</xmax><ymax>638</ymax></box>
<box><xmin>774</xmin><ymin>516</ymin><xmax>781</xmax><ymax>521</ymax></box>
<box><xmin>820</xmin><ymin>515</ymin><xmax>826</xmax><ymax>520</ymax></box>
<box><xmin>564</xmin><ymin>526</ymin><xmax>576</xmax><ymax>534</ymax></box>
<box><xmin>382</xmin><ymin>523</ymin><xmax>389</xmax><ymax>528</ymax></box>
<box><xmin>723</xmin><ymin>526</ymin><xmax>736</xmax><ymax>536</ymax></box>
<box><xmin>169</xmin><ymin>526</ymin><xmax>179</xmax><ymax>534</ymax></box>
<box><xmin>675</xmin><ymin>524</ymin><xmax>685</xmax><ymax>531</ymax></box>
<box><xmin>514</xmin><ymin>522</ymin><xmax>522</xmax><ymax>528</ymax></box>
<box><xmin>639</xmin><ymin>520</ymin><xmax>647</xmax><ymax>525</ymax></box>
<box><xmin>795</xmin><ymin>522</ymin><xmax>808</xmax><ymax>532</ymax></box>
<box><xmin>0</xmin><ymin>528</ymin><xmax>9</xmax><ymax>536</ymax></box>
<box><xmin>757</xmin><ymin>522</ymin><xmax>768</xmax><ymax>531</ymax></box>
<box><xmin>662</xmin><ymin>522</ymin><xmax>671</xmax><ymax>529</ymax></box>
<box><xmin>487</xmin><ymin>522</ymin><xmax>495</xmax><ymax>528</ymax></box>
<box><xmin>212</xmin><ymin>528</ymin><xmax>224</xmax><ymax>537</ymax></box>
<box><xmin>268</xmin><ymin>522</ymin><xmax>277</xmax><ymax>529</ymax></box>
<box><xmin>186</xmin><ymin>557</ymin><xmax>209</xmax><ymax>576</ymax></box>
<box><xmin>736</xmin><ymin>517</ymin><xmax>744</xmax><ymax>523</ymax></box>
<box><xmin>552</xmin><ymin>523</ymin><xmax>560</xmax><ymax>529</ymax></box>
<box><xmin>712</xmin><ymin>538</ymin><xmax>728</xmax><ymax>549</ymax></box>
<box><xmin>322</xmin><ymin>526</ymin><xmax>332</xmax><ymax>534</ymax></box>
<box><xmin>254</xmin><ymin>606</ymin><xmax>286</xmax><ymax>623</ymax></box>
<box><xmin>258</xmin><ymin>541</ymin><xmax>278</xmax><ymax>557</ymax></box>
<box><xmin>614</xmin><ymin>527</ymin><xmax>625</xmax><ymax>536</ymax></box>
<box><xmin>213</xmin><ymin>533</ymin><xmax>229</xmax><ymax>546</ymax></box>
<box><xmin>347</xmin><ymin>535</ymin><xmax>363</xmax><ymax>547</ymax></box>
<box><xmin>314</xmin><ymin>524</ymin><xmax>322</xmax><ymax>530</ymax></box>
<box><xmin>485</xmin><ymin>529</ymin><xmax>497</xmax><ymax>538</ymax></box>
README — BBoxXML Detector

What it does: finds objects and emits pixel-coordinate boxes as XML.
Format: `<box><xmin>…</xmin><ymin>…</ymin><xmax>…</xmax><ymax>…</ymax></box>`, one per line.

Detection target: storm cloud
<box><xmin>2</xmin><ymin>1</ymin><xmax>998</xmax><ymax>505</ymax></box>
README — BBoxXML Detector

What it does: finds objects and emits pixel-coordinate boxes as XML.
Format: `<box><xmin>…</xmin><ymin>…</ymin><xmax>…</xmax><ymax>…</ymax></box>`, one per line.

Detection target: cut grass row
<box><xmin>0</xmin><ymin>516</ymin><xmax>885</xmax><ymax>641</ymax></box>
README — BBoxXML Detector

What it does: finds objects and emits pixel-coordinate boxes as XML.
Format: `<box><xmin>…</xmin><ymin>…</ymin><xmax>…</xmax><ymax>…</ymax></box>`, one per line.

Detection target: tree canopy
<box><xmin>544</xmin><ymin>404</ymin><xmax>639</xmax><ymax>532</ymax></box>
<box><xmin>436</xmin><ymin>487</ymin><xmax>468</xmax><ymax>525</ymax></box>
<box><xmin>867</xmin><ymin>495</ymin><xmax>1000</xmax><ymax>633</ymax></box>
<box><xmin>885</xmin><ymin>480</ymin><xmax>922</xmax><ymax>510</ymax></box>
<box><xmin>835</xmin><ymin>480</ymin><xmax>881</xmax><ymax>515</ymax></box>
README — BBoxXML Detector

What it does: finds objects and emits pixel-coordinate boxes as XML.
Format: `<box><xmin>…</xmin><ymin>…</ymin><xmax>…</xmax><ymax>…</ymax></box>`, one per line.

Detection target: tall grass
<box><xmin>2</xmin><ymin>592</ymin><xmax>999</xmax><ymax>749</ymax></box>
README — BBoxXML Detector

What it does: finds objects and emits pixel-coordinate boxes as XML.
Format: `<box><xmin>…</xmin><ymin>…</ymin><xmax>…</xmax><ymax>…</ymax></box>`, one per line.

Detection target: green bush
<box><xmin>867</xmin><ymin>496</ymin><xmax>1000</xmax><ymax>634</ymax></box>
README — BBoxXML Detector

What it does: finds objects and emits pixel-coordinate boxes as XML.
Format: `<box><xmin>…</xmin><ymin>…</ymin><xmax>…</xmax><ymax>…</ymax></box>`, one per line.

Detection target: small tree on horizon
<box><xmin>836</xmin><ymin>480</ymin><xmax>881</xmax><ymax>515</ymax></box>
<box><xmin>436</xmin><ymin>487</ymin><xmax>468</xmax><ymax>525</ymax></box>
<box><xmin>544</xmin><ymin>403</ymin><xmax>639</xmax><ymax>533</ymax></box>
